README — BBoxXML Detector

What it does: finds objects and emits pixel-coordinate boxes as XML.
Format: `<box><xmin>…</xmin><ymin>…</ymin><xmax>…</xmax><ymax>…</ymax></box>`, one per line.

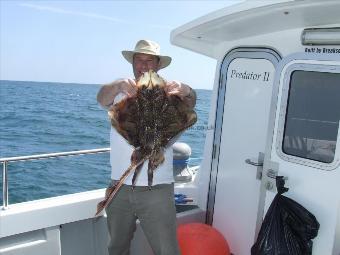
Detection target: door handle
<box><xmin>245</xmin><ymin>159</ymin><xmax>263</xmax><ymax>167</ymax></box>
<box><xmin>245</xmin><ymin>152</ymin><xmax>265</xmax><ymax>180</ymax></box>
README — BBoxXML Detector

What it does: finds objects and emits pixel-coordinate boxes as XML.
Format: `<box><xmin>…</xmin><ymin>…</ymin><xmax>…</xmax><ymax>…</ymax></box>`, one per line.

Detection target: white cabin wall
<box><xmin>196</xmin><ymin>24</ymin><xmax>340</xmax><ymax>253</ymax></box>
<box><xmin>195</xmin><ymin>28</ymin><xmax>302</xmax><ymax>212</ymax></box>
<box><xmin>267</xmin><ymin>57</ymin><xmax>340</xmax><ymax>254</ymax></box>
<box><xmin>216</xmin><ymin>28</ymin><xmax>302</xmax><ymax>60</ymax></box>
<box><xmin>197</xmin><ymin>24</ymin><xmax>340</xmax><ymax>209</ymax></box>
<box><xmin>215</xmin><ymin>25</ymin><xmax>340</xmax><ymax>60</ymax></box>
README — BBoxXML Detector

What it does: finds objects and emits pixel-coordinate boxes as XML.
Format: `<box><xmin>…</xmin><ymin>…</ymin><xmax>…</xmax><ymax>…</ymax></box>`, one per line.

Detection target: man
<box><xmin>97</xmin><ymin>39</ymin><xmax>196</xmax><ymax>255</ymax></box>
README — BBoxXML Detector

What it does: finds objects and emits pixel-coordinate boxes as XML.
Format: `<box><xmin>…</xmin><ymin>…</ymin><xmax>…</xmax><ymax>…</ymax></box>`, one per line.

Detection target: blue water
<box><xmin>0</xmin><ymin>80</ymin><xmax>212</xmax><ymax>205</ymax></box>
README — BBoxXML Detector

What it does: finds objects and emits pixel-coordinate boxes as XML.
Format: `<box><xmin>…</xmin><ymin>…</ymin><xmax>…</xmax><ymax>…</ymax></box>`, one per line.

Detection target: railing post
<box><xmin>2</xmin><ymin>161</ymin><xmax>8</xmax><ymax>210</ymax></box>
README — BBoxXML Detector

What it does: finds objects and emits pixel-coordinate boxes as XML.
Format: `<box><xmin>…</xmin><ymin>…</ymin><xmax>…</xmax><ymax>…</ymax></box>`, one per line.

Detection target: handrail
<box><xmin>0</xmin><ymin>147</ymin><xmax>111</xmax><ymax>163</ymax></box>
<box><xmin>1</xmin><ymin>147</ymin><xmax>111</xmax><ymax>210</ymax></box>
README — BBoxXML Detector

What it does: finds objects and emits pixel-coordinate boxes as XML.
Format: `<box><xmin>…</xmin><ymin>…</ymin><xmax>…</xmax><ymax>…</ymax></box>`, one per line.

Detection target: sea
<box><xmin>0</xmin><ymin>80</ymin><xmax>212</xmax><ymax>205</ymax></box>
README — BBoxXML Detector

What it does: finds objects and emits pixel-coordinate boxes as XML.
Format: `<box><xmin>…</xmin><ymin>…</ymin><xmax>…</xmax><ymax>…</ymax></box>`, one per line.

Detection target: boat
<box><xmin>1</xmin><ymin>1</ymin><xmax>340</xmax><ymax>254</ymax></box>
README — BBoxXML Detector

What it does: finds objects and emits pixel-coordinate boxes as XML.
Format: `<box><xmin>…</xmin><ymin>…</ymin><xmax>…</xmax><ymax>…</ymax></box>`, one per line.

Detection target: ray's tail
<box><xmin>95</xmin><ymin>157</ymin><xmax>148</xmax><ymax>216</ymax></box>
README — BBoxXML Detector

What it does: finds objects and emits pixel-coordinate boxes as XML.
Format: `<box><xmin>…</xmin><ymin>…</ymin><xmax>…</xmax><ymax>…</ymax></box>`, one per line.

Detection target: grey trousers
<box><xmin>106</xmin><ymin>183</ymin><xmax>180</xmax><ymax>255</ymax></box>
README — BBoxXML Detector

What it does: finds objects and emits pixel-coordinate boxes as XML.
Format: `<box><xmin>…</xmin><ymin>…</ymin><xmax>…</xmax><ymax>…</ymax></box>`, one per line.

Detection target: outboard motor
<box><xmin>173</xmin><ymin>142</ymin><xmax>192</xmax><ymax>182</ymax></box>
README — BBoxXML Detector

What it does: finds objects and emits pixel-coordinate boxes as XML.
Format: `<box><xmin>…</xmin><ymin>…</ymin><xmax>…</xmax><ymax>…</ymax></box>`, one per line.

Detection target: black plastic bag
<box><xmin>251</xmin><ymin>177</ymin><xmax>320</xmax><ymax>255</ymax></box>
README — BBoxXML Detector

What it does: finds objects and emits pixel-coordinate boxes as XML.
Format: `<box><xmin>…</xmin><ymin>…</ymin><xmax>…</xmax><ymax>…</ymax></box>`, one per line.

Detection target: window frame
<box><xmin>276</xmin><ymin>62</ymin><xmax>340</xmax><ymax>171</ymax></box>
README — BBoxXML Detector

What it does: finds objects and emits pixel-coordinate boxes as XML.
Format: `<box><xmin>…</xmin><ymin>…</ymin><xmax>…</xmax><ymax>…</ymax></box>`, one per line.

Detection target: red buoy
<box><xmin>177</xmin><ymin>223</ymin><xmax>230</xmax><ymax>255</ymax></box>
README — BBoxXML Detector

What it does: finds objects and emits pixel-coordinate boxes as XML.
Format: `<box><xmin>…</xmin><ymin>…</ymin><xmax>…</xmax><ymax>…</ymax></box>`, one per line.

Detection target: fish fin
<box><xmin>132</xmin><ymin>163</ymin><xmax>143</xmax><ymax>187</ymax></box>
<box><xmin>147</xmin><ymin>151</ymin><xmax>163</xmax><ymax>188</ymax></box>
<box><xmin>147</xmin><ymin>165</ymin><xmax>154</xmax><ymax>188</ymax></box>
<box><xmin>95</xmin><ymin>156</ymin><xmax>148</xmax><ymax>216</ymax></box>
<box><xmin>131</xmin><ymin>149</ymin><xmax>145</xmax><ymax>187</ymax></box>
<box><xmin>96</xmin><ymin>200</ymin><xmax>107</xmax><ymax>215</ymax></box>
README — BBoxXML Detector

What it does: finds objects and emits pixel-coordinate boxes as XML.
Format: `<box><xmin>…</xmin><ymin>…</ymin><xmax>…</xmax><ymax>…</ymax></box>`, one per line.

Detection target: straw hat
<box><xmin>122</xmin><ymin>39</ymin><xmax>172</xmax><ymax>69</ymax></box>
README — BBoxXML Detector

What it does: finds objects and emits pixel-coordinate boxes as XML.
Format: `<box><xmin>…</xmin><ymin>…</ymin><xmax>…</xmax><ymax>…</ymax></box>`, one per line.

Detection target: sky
<box><xmin>0</xmin><ymin>0</ymin><xmax>242</xmax><ymax>89</ymax></box>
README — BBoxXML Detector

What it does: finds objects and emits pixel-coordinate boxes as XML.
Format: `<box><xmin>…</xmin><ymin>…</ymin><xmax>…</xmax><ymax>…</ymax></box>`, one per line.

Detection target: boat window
<box><xmin>282</xmin><ymin>70</ymin><xmax>340</xmax><ymax>163</ymax></box>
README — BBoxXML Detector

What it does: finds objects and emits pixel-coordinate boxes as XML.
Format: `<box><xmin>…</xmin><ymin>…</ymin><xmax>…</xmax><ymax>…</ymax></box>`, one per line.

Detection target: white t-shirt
<box><xmin>110</xmin><ymin>128</ymin><xmax>174</xmax><ymax>186</ymax></box>
<box><xmin>109</xmin><ymin>93</ymin><xmax>174</xmax><ymax>186</ymax></box>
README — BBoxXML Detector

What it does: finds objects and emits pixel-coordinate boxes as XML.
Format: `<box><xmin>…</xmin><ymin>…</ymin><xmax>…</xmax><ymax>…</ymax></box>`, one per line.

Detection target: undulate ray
<box><xmin>96</xmin><ymin>70</ymin><xmax>197</xmax><ymax>216</ymax></box>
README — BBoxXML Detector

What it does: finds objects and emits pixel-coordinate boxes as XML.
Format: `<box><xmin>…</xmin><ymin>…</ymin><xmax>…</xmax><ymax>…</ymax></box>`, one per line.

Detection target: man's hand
<box><xmin>165</xmin><ymin>81</ymin><xmax>196</xmax><ymax>108</ymax></box>
<box><xmin>165</xmin><ymin>81</ymin><xmax>191</xmax><ymax>99</ymax></box>
<box><xmin>97</xmin><ymin>78</ymin><xmax>137</xmax><ymax>109</ymax></box>
<box><xmin>118</xmin><ymin>78</ymin><xmax>137</xmax><ymax>97</ymax></box>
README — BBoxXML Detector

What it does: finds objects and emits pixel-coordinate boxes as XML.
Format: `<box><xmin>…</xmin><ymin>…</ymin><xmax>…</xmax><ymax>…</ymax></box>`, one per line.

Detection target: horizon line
<box><xmin>0</xmin><ymin>79</ymin><xmax>212</xmax><ymax>90</ymax></box>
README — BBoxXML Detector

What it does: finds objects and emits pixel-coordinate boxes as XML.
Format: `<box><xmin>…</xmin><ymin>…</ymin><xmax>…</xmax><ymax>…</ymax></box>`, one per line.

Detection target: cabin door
<box><xmin>207</xmin><ymin>48</ymin><xmax>280</xmax><ymax>255</ymax></box>
<box><xmin>258</xmin><ymin>55</ymin><xmax>340</xmax><ymax>255</ymax></box>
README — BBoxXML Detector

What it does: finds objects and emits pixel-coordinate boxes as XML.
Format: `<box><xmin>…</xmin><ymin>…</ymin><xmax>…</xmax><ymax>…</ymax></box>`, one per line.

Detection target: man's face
<box><xmin>133</xmin><ymin>53</ymin><xmax>160</xmax><ymax>79</ymax></box>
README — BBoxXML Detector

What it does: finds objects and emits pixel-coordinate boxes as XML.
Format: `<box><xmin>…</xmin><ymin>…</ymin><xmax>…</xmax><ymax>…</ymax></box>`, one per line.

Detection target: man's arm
<box><xmin>97</xmin><ymin>78</ymin><xmax>136</xmax><ymax>109</ymax></box>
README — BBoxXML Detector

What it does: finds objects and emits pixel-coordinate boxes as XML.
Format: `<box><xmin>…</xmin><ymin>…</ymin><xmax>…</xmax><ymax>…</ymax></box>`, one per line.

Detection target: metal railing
<box><xmin>1</xmin><ymin>147</ymin><xmax>110</xmax><ymax>210</ymax></box>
